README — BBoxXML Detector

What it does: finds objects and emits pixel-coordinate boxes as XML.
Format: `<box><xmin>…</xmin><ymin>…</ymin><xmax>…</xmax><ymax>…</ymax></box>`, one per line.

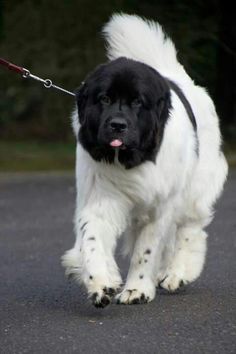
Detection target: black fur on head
<box><xmin>76</xmin><ymin>57</ymin><xmax>171</xmax><ymax>169</ymax></box>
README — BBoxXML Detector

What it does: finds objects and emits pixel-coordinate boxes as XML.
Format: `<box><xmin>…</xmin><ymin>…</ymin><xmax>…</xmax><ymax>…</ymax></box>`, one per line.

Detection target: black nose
<box><xmin>109</xmin><ymin>117</ymin><xmax>128</xmax><ymax>132</ymax></box>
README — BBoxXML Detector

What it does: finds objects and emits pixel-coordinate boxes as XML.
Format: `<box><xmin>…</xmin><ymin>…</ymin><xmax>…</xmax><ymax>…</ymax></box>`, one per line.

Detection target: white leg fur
<box><xmin>117</xmin><ymin>222</ymin><xmax>157</xmax><ymax>304</ymax></box>
<box><xmin>62</xmin><ymin>150</ymin><xmax>131</xmax><ymax>307</ymax></box>
<box><xmin>117</xmin><ymin>205</ymin><xmax>175</xmax><ymax>304</ymax></box>
<box><xmin>159</xmin><ymin>226</ymin><xmax>207</xmax><ymax>291</ymax></box>
<box><xmin>62</xmin><ymin>210</ymin><xmax>127</xmax><ymax>307</ymax></box>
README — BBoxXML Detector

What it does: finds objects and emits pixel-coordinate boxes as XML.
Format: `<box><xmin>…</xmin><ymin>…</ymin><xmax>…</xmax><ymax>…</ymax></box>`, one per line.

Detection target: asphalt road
<box><xmin>0</xmin><ymin>171</ymin><xmax>235</xmax><ymax>354</ymax></box>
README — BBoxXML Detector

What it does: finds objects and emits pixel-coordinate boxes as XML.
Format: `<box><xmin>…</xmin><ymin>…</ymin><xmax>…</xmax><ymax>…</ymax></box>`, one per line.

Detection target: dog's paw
<box><xmin>91</xmin><ymin>287</ymin><xmax>117</xmax><ymax>308</ymax></box>
<box><xmin>116</xmin><ymin>286</ymin><xmax>156</xmax><ymax>305</ymax></box>
<box><xmin>159</xmin><ymin>274</ymin><xmax>188</xmax><ymax>292</ymax></box>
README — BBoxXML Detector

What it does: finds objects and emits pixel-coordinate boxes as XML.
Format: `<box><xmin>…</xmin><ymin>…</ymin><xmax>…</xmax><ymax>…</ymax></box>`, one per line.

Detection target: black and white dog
<box><xmin>62</xmin><ymin>14</ymin><xmax>228</xmax><ymax>307</ymax></box>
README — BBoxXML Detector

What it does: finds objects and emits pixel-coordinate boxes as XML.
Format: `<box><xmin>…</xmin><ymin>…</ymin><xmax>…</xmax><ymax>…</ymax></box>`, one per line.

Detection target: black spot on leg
<box><xmin>98</xmin><ymin>296</ymin><xmax>110</xmax><ymax>308</ymax></box>
<box><xmin>88</xmin><ymin>236</ymin><xmax>95</xmax><ymax>241</ymax></box>
<box><xmin>92</xmin><ymin>292</ymin><xmax>111</xmax><ymax>308</ymax></box>
<box><xmin>139</xmin><ymin>274</ymin><xmax>144</xmax><ymax>279</ymax></box>
<box><xmin>158</xmin><ymin>275</ymin><xmax>168</xmax><ymax>289</ymax></box>
<box><xmin>144</xmin><ymin>249</ymin><xmax>151</xmax><ymax>255</ymax></box>
<box><xmin>131</xmin><ymin>298</ymin><xmax>141</xmax><ymax>304</ymax></box>
<box><xmin>144</xmin><ymin>259</ymin><xmax>148</xmax><ymax>263</ymax></box>
<box><xmin>103</xmin><ymin>287</ymin><xmax>116</xmax><ymax>296</ymax></box>
<box><xmin>139</xmin><ymin>259</ymin><xmax>142</xmax><ymax>265</ymax></box>
<box><xmin>80</xmin><ymin>222</ymin><xmax>88</xmax><ymax>231</ymax></box>
<box><xmin>89</xmin><ymin>275</ymin><xmax>93</xmax><ymax>280</ymax></box>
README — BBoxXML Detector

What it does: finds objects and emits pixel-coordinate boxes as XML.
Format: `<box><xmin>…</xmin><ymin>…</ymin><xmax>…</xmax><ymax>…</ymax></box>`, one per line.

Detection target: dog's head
<box><xmin>76</xmin><ymin>57</ymin><xmax>171</xmax><ymax>169</ymax></box>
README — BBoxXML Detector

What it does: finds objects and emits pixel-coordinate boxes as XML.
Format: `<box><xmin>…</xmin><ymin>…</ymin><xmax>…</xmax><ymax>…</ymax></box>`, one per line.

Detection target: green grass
<box><xmin>0</xmin><ymin>141</ymin><xmax>76</xmax><ymax>172</ymax></box>
<box><xmin>0</xmin><ymin>140</ymin><xmax>235</xmax><ymax>172</ymax></box>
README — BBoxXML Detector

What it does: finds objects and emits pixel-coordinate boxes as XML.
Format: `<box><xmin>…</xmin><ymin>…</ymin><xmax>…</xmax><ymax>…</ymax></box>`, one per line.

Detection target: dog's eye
<box><xmin>100</xmin><ymin>95</ymin><xmax>111</xmax><ymax>105</ymax></box>
<box><xmin>132</xmin><ymin>98</ymin><xmax>142</xmax><ymax>107</ymax></box>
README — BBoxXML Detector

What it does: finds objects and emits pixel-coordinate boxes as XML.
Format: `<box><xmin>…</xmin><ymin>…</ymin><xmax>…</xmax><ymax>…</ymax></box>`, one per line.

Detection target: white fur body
<box><xmin>62</xmin><ymin>14</ymin><xmax>228</xmax><ymax>305</ymax></box>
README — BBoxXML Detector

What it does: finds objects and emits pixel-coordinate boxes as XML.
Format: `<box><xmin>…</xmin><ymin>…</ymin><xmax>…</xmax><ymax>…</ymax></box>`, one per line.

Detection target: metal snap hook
<box><xmin>22</xmin><ymin>69</ymin><xmax>30</xmax><ymax>78</ymax></box>
<box><xmin>44</xmin><ymin>79</ymin><xmax>52</xmax><ymax>88</ymax></box>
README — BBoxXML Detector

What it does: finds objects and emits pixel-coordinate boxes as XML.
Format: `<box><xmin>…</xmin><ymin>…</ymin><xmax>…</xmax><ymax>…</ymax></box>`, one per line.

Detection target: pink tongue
<box><xmin>110</xmin><ymin>139</ymin><xmax>123</xmax><ymax>147</ymax></box>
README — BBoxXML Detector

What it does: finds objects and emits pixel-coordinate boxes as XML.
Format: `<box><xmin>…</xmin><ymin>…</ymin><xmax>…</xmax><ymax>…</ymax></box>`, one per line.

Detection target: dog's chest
<box><xmin>97</xmin><ymin>162</ymin><xmax>158</xmax><ymax>208</ymax></box>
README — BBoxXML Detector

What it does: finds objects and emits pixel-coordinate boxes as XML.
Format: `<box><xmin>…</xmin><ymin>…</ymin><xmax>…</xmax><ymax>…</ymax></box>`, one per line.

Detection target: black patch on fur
<box><xmin>139</xmin><ymin>274</ymin><xmax>144</xmax><ymax>279</ymax></box>
<box><xmin>131</xmin><ymin>298</ymin><xmax>140</xmax><ymax>304</ymax></box>
<box><xmin>158</xmin><ymin>275</ymin><xmax>168</xmax><ymax>289</ymax></box>
<box><xmin>103</xmin><ymin>287</ymin><xmax>116</xmax><ymax>296</ymax></box>
<box><xmin>144</xmin><ymin>249</ymin><xmax>151</xmax><ymax>255</ymax></box>
<box><xmin>89</xmin><ymin>275</ymin><xmax>93</xmax><ymax>280</ymax></box>
<box><xmin>76</xmin><ymin>57</ymin><xmax>171</xmax><ymax>169</ymax></box>
<box><xmin>88</xmin><ymin>236</ymin><xmax>95</xmax><ymax>241</ymax></box>
<box><xmin>95</xmin><ymin>295</ymin><xmax>111</xmax><ymax>308</ymax></box>
<box><xmin>91</xmin><ymin>292</ymin><xmax>111</xmax><ymax>308</ymax></box>
<box><xmin>80</xmin><ymin>222</ymin><xmax>88</xmax><ymax>231</ymax></box>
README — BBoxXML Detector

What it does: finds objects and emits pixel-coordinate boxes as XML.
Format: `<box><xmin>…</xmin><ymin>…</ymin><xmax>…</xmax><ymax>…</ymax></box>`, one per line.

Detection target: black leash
<box><xmin>167</xmin><ymin>79</ymin><xmax>197</xmax><ymax>132</ymax></box>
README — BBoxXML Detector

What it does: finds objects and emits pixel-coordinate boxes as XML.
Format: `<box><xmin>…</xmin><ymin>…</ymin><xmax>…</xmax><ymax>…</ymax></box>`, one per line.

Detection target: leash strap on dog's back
<box><xmin>0</xmin><ymin>57</ymin><xmax>76</xmax><ymax>97</ymax></box>
<box><xmin>167</xmin><ymin>79</ymin><xmax>197</xmax><ymax>132</ymax></box>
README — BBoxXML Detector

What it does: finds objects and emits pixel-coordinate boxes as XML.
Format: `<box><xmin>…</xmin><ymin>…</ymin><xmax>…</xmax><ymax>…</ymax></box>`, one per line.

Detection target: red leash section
<box><xmin>0</xmin><ymin>57</ymin><xmax>75</xmax><ymax>97</ymax></box>
<box><xmin>0</xmin><ymin>57</ymin><xmax>25</xmax><ymax>75</ymax></box>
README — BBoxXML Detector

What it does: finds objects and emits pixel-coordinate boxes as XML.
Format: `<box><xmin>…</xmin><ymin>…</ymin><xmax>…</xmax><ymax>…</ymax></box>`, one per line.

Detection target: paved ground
<box><xmin>0</xmin><ymin>171</ymin><xmax>235</xmax><ymax>354</ymax></box>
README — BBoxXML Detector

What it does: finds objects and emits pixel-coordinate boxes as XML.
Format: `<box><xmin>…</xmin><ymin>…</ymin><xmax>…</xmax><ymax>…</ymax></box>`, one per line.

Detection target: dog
<box><xmin>62</xmin><ymin>14</ymin><xmax>228</xmax><ymax>307</ymax></box>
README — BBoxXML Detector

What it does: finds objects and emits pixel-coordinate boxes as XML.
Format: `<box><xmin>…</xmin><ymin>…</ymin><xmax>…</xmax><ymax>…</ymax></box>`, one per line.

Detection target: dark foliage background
<box><xmin>0</xmin><ymin>0</ymin><xmax>235</xmax><ymax>143</ymax></box>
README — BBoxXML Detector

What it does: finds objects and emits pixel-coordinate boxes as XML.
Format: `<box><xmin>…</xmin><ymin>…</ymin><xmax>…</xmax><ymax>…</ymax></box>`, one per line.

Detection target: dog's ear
<box><xmin>75</xmin><ymin>81</ymin><xmax>88</xmax><ymax>124</ymax></box>
<box><xmin>147</xmin><ymin>66</ymin><xmax>171</xmax><ymax>125</ymax></box>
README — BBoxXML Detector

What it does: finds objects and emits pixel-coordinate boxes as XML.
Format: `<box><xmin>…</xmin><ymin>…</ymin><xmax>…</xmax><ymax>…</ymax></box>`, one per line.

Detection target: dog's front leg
<box><xmin>62</xmin><ymin>199</ymin><xmax>129</xmax><ymax>308</ymax></box>
<box><xmin>116</xmin><ymin>205</ymin><xmax>174</xmax><ymax>305</ymax></box>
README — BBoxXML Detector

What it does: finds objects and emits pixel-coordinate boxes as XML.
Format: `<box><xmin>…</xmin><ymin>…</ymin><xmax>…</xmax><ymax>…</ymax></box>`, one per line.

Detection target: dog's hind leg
<box><xmin>158</xmin><ymin>224</ymin><xmax>207</xmax><ymax>291</ymax></box>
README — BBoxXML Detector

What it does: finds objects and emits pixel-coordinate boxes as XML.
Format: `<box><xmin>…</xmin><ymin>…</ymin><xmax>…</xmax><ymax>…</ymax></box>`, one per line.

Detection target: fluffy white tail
<box><xmin>103</xmin><ymin>13</ymin><xmax>191</xmax><ymax>82</ymax></box>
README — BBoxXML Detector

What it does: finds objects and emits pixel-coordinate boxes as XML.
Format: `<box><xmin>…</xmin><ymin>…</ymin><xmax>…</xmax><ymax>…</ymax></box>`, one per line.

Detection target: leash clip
<box><xmin>44</xmin><ymin>79</ymin><xmax>52</xmax><ymax>88</ymax></box>
<box><xmin>22</xmin><ymin>68</ymin><xmax>30</xmax><ymax>78</ymax></box>
<box><xmin>0</xmin><ymin>57</ymin><xmax>75</xmax><ymax>97</ymax></box>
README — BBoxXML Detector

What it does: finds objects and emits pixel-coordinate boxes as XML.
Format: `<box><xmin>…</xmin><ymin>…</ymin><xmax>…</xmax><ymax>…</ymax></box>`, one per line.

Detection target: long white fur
<box><xmin>62</xmin><ymin>14</ymin><xmax>228</xmax><ymax>305</ymax></box>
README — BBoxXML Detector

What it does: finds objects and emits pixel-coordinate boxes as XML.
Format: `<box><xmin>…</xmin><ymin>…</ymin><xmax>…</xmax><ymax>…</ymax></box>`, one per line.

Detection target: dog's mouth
<box><xmin>109</xmin><ymin>139</ymin><xmax>126</xmax><ymax>150</ymax></box>
<box><xmin>110</xmin><ymin>139</ymin><xmax>123</xmax><ymax>147</ymax></box>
